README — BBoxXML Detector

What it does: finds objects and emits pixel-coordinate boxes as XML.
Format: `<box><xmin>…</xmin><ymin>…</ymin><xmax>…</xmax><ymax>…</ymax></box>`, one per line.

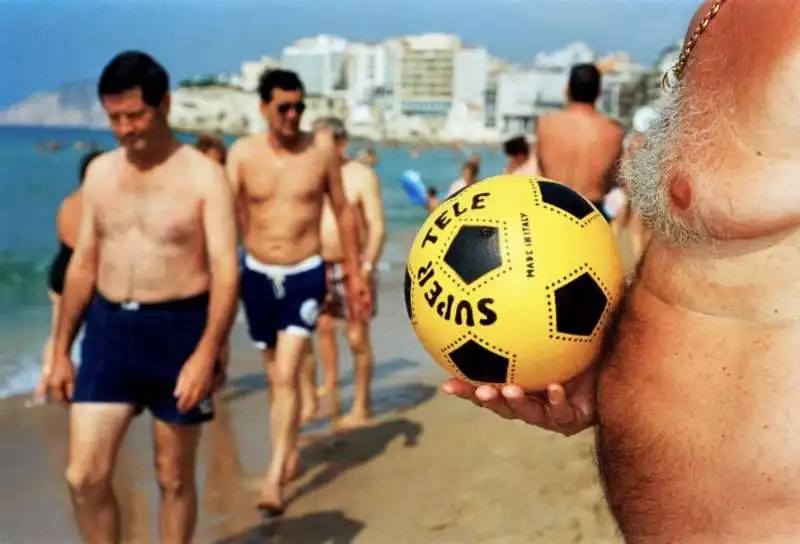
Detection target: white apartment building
<box><xmin>230</xmin><ymin>56</ymin><xmax>281</xmax><ymax>92</ymax></box>
<box><xmin>534</xmin><ymin>42</ymin><xmax>595</xmax><ymax>71</ymax></box>
<box><xmin>281</xmin><ymin>34</ymin><xmax>350</xmax><ymax>96</ymax></box>
<box><xmin>346</xmin><ymin>42</ymin><xmax>390</xmax><ymax>103</ymax></box>
<box><xmin>398</xmin><ymin>33</ymin><xmax>461</xmax><ymax>118</ymax></box>
<box><xmin>452</xmin><ymin>47</ymin><xmax>489</xmax><ymax>104</ymax></box>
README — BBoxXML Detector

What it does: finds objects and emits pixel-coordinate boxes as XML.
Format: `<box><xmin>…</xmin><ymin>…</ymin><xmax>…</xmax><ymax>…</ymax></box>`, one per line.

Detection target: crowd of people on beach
<box><xmin>34</xmin><ymin>42</ymin><xmax>655</xmax><ymax>543</ymax></box>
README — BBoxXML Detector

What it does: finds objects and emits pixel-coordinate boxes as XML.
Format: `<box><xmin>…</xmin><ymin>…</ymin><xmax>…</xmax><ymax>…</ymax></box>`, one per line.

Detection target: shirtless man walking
<box><xmin>444</xmin><ymin>1</ymin><xmax>800</xmax><ymax>542</ymax></box>
<box><xmin>47</xmin><ymin>51</ymin><xmax>239</xmax><ymax>544</ymax></box>
<box><xmin>225</xmin><ymin>69</ymin><xmax>368</xmax><ymax>515</ymax></box>
<box><xmin>305</xmin><ymin>117</ymin><xmax>386</xmax><ymax>427</ymax></box>
<box><xmin>535</xmin><ymin>63</ymin><xmax>624</xmax><ymax>218</ymax></box>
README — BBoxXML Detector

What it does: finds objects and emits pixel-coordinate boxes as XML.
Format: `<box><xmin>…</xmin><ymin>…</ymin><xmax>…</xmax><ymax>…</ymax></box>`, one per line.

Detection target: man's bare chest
<box><xmin>96</xmin><ymin>184</ymin><xmax>202</xmax><ymax>245</ymax></box>
<box><xmin>241</xmin><ymin>152</ymin><xmax>327</xmax><ymax>203</ymax></box>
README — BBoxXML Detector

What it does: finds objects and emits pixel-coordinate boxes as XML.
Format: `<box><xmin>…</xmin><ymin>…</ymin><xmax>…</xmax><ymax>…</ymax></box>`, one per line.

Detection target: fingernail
<box><xmin>502</xmin><ymin>385</ymin><xmax>520</xmax><ymax>399</ymax></box>
<box><xmin>442</xmin><ymin>384</ymin><xmax>453</xmax><ymax>394</ymax></box>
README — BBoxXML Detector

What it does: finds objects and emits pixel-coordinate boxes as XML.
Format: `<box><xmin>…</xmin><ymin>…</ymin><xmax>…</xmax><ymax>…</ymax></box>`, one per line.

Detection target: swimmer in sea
<box><xmin>33</xmin><ymin>149</ymin><xmax>103</xmax><ymax>405</ymax></box>
<box><xmin>534</xmin><ymin>63</ymin><xmax>624</xmax><ymax>220</ymax></box>
<box><xmin>48</xmin><ymin>51</ymin><xmax>239</xmax><ymax>544</ymax></box>
<box><xmin>444</xmin><ymin>1</ymin><xmax>800</xmax><ymax>542</ymax></box>
<box><xmin>225</xmin><ymin>69</ymin><xmax>369</xmax><ymax>516</ymax></box>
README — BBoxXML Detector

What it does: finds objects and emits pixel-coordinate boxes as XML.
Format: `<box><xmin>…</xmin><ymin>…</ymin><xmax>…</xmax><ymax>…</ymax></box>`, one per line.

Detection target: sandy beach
<box><xmin>0</xmin><ymin>259</ymin><xmax>629</xmax><ymax>543</ymax></box>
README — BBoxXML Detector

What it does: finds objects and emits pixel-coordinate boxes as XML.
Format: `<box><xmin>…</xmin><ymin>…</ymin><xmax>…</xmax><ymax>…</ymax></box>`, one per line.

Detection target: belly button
<box><xmin>669</xmin><ymin>176</ymin><xmax>692</xmax><ymax>211</ymax></box>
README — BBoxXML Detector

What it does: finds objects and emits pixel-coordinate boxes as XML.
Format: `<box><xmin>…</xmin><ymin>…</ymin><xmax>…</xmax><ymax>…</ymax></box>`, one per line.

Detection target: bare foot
<box><xmin>256</xmin><ymin>478</ymin><xmax>284</xmax><ymax>518</ymax></box>
<box><xmin>335</xmin><ymin>411</ymin><xmax>372</xmax><ymax>431</ymax></box>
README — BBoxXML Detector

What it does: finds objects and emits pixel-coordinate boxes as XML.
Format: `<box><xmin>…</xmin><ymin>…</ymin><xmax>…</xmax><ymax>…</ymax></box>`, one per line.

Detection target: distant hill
<box><xmin>0</xmin><ymin>81</ymin><xmax>108</xmax><ymax>128</ymax></box>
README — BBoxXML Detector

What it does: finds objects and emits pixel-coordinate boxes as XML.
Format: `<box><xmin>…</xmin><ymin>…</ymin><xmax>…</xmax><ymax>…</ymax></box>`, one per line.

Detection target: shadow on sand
<box><xmin>206</xmin><ymin>382</ymin><xmax>435</xmax><ymax>542</ymax></box>
<box><xmin>292</xmin><ymin>415</ymin><xmax>424</xmax><ymax>504</ymax></box>
<box><xmin>222</xmin><ymin>357</ymin><xmax>421</xmax><ymax>404</ymax></box>
<box><xmin>214</xmin><ymin>509</ymin><xmax>365</xmax><ymax>544</ymax></box>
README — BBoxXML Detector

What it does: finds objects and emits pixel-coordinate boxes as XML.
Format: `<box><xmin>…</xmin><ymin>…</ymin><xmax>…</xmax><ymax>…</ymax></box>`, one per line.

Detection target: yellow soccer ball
<box><xmin>403</xmin><ymin>175</ymin><xmax>624</xmax><ymax>392</ymax></box>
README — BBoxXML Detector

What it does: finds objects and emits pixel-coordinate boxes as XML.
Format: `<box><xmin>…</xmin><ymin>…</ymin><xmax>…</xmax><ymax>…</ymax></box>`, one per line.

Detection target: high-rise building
<box><xmin>398</xmin><ymin>33</ymin><xmax>461</xmax><ymax>118</ymax></box>
<box><xmin>452</xmin><ymin>47</ymin><xmax>489</xmax><ymax>105</ymax></box>
<box><xmin>232</xmin><ymin>56</ymin><xmax>281</xmax><ymax>93</ymax></box>
<box><xmin>281</xmin><ymin>34</ymin><xmax>350</xmax><ymax>96</ymax></box>
<box><xmin>346</xmin><ymin>42</ymin><xmax>392</xmax><ymax>104</ymax></box>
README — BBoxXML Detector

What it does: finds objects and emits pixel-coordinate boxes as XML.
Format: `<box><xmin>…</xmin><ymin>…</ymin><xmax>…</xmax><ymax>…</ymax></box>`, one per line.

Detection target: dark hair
<box><xmin>463</xmin><ymin>161</ymin><xmax>479</xmax><ymax>177</ymax></box>
<box><xmin>427</xmin><ymin>186</ymin><xmax>438</xmax><ymax>197</ymax></box>
<box><xmin>503</xmin><ymin>135</ymin><xmax>529</xmax><ymax>157</ymax></box>
<box><xmin>97</xmin><ymin>50</ymin><xmax>169</xmax><ymax>107</ymax></box>
<box><xmin>258</xmin><ymin>69</ymin><xmax>305</xmax><ymax>103</ymax></box>
<box><xmin>195</xmin><ymin>133</ymin><xmax>227</xmax><ymax>164</ymax></box>
<box><xmin>78</xmin><ymin>150</ymin><xmax>103</xmax><ymax>185</ymax></box>
<box><xmin>568</xmin><ymin>63</ymin><xmax>601</xmax><ymax>104</ymax></box>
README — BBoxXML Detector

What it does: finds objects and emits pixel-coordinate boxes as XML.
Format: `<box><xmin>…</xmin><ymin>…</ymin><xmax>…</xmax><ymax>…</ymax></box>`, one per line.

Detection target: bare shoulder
<box><xmin>81</xmin><ymin>149</ymin><xmax>119</xmax><ymax>199</ymax></box>
<box><xmin>344</xmin><ymin>160</ymin><xmax>377</xmax><ymax>187</ymax></box>
<box><xmin>228</xmin><ymin>133</ymin><xmax>260</xmax><ymax>161</ymax></box>
<box><xmin>180</xmin><ymin>145</ymin><xmax>228</xmax><ymax>195</ymax></box>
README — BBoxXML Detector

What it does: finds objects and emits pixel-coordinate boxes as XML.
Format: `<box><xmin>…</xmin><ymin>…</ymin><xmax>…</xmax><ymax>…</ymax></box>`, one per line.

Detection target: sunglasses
<box><xmin>277</xmin><ymin>101</ymin><xmax>306</xmax><ymax>115</ymax></box>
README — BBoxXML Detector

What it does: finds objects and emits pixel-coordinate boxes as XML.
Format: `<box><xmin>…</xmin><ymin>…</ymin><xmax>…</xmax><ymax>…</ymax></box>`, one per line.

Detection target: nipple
<box><xmin>669</xmin><ymin>175</ymin><xmax>692</xmax><ymax>211</ymax></box>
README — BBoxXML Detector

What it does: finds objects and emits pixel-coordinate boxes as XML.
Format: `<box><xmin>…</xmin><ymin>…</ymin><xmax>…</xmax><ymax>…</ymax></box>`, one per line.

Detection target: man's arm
<box><xmin>357</xmin><ymin>167</ymin><xmax>387</xmax><ymax>271</ymax></box>
<box><xmin>224</xmin><ymin>139</ymin><xmax>248</xmax><ymax>236</ymax></box>
<box><xmin>53</xmin><ymin>168</ymin><xmax>101</xmax><ymax>357</ymax></box>
<box><xmin>197</xmin><ymin>162</ymin><xmax>240</xmax><ymax>356</ymax></box>
<box><xmin>321</xmin><ymin>139</ymin><xmax>360</xmax><ymax>273</ymax></box>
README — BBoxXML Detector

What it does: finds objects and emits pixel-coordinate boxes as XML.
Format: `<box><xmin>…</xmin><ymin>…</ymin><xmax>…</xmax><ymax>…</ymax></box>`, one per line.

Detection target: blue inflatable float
<box><xmin>400</xmin><ymin>169</ymin><xmax>428</xmax><ymax>208</ymax></box>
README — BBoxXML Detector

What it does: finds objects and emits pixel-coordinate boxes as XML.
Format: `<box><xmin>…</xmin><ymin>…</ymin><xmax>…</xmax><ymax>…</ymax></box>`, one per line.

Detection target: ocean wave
<box><xmin>0</xmin><ymin>355</ymin><xmax>41</xmax><ymax>399</ymax></box>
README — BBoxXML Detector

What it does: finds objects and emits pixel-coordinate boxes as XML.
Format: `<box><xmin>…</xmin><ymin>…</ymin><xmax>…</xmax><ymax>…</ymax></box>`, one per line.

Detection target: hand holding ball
<box><xmin>404</xmin><ymin>175</ymin><xmax>624</xmax><ymax>392</ymax></box>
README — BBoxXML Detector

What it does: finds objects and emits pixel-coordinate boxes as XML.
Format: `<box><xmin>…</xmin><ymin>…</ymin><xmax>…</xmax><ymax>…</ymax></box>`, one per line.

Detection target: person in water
<box><xmin>33</xmin><ymin>149</ymin><xmax>104</xmax><ymax>404</ymax></box>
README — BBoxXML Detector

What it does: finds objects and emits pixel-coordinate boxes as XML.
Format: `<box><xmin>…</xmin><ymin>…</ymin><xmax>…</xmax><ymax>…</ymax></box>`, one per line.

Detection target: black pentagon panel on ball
<box><xmin>403</xmin><ymin>268</ymin><xmax>414</xmax><ymax>320</ymax></box>
<box><xmin>443</xmin><ymin>225</ymin><xmax>502</xmax><ymax>285</ymax></box>
<box><xmin>538</xmin><ymin>180</ymin><xmax>595</xmax><ymax>220</ymax></box>
<box><xmin>448</xmin><ymin>339</ymin><xmax>509</xmax><ymax>384</ymax></box>
<box><xmin>554</xmin><ymin>272</ymin><xmax>608</xmax><ymax>336</ymax></box>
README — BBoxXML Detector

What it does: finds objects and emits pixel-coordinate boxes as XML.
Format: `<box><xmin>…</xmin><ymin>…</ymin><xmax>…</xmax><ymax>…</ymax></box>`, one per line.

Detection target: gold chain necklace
<box><xmin>662</xmin><ymin>0</ymin><xmax>728</xmax><ymax>93</ymax></box>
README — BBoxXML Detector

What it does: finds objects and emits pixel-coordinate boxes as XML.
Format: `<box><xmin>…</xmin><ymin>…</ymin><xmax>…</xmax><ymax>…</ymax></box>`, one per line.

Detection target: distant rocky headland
<box><xmin>0</xmin><ymin>82</ymin><xmax>109</xmax><ymax>128</ymax></box>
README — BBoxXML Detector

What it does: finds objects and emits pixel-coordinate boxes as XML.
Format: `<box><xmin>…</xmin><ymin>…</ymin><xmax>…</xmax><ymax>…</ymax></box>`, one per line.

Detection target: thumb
<box><xmin>174</xmin><ymin>374</ymin><xmax>184</xmax><ymax>397</ymax></box>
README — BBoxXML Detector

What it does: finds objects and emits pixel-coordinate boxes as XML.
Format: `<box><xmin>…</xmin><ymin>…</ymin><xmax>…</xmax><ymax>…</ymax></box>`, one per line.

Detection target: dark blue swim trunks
<box><xmin>240</xmin><ymin>253</ymin><xmax>327</xmax><ymax>349</ymax></box>
<box><xmin>73</xmin><ymin>291</ymin><xmax>216</xmax><ymax>425</ymax></box>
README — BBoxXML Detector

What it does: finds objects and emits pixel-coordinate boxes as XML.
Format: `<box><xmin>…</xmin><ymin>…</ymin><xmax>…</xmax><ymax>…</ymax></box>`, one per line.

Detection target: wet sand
<box><xmin>0</xmin><ymin>267</ymin><xmax>626</xmax><ymax>544</ymax></box>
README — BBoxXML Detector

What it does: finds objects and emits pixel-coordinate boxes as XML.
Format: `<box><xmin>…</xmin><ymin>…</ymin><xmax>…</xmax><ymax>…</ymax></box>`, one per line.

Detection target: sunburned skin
<box><xmin>596</xmin><ymin>1</ymin><xmax>800</xmax><ymax>541</ymax></box>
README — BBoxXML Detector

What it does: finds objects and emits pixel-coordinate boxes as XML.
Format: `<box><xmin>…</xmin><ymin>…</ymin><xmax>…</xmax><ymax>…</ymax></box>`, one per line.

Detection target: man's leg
<box><xmin>338</xmin><ymin>321</ymin><xmax>375</xmax><ymax>428</ymax></box>
<box><xmin>152</xmin><ymin>420</ymin><xmax>203</xmax><ymax>544</ymax></box>
<box><xmin>258</xmin><ymin>331</ymin><xmax>308</xmax><ymax>511</ymax></box>
<box><xmin>298</xmin><ymin>342</ymin><xmax>320</xmax><ymax>423</ymax></box>
<box><xmin>315</xmin><ymin>313</ymin><xmax>341</xmax><ymax>417</ymax></box>
<box><xmin>65</xmin><ymin>403</ymin><xmax>134</xmax><ymax>543</ymax></box>
<box><xmin>316</xmin><ymin>313</ymin><xmax>339</xmax><ymax>394</ymax></box>
<box><xmin>259</xmin><ymin>346</ymin><xmax>300</xmax><ymax>484</ymax></box>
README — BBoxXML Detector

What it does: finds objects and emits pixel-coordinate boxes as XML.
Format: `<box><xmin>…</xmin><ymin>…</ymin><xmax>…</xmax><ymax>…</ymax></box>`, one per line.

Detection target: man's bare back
<box><xmin>89</xmin><ymin>146</ymin><xmax>218</xmax><ymax>302</ymax></box>
<box><xmin>228</xmin><ymin>132</ymin><xmax>332</xmax><ymax>266</ymax></box>
<box><xmin>537</xmin><ymin>105</ymin><xmax>623</xmax><ymax>203</ymax></box>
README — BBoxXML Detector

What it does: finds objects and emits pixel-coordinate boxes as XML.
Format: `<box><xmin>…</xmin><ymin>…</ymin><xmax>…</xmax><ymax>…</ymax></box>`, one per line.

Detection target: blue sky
<box><xmin>0</xmin><ymin>0</ymin><xmax>701</xmax><ymax>108</ymax></box>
